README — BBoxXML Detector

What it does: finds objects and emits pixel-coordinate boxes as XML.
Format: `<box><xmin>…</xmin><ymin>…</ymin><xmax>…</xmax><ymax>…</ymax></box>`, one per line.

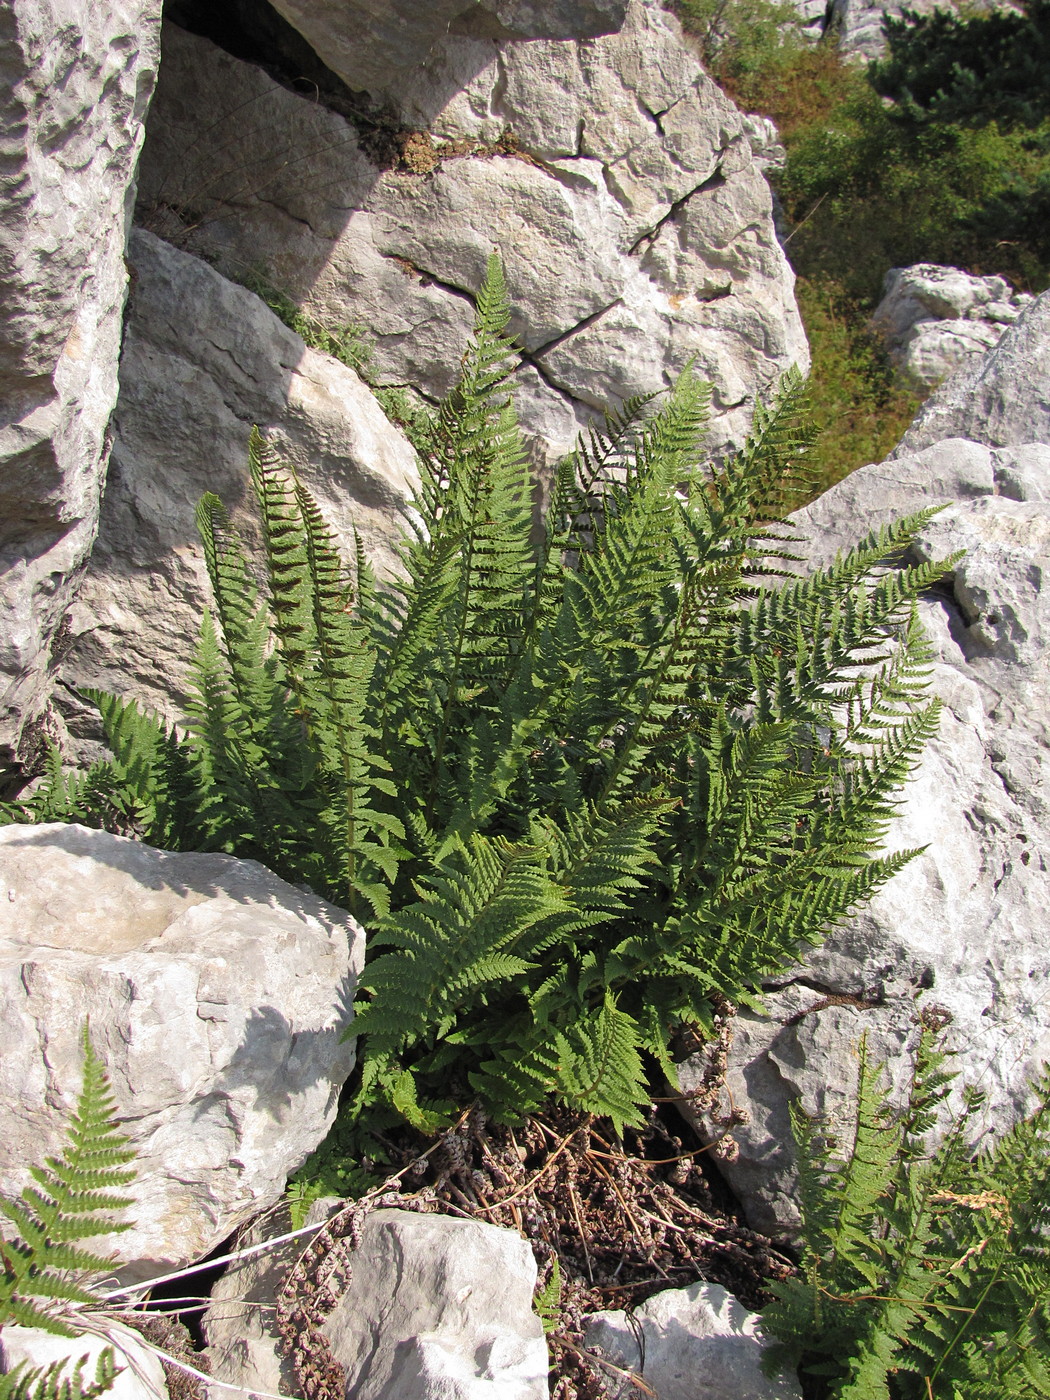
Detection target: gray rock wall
<box><xmin>60</xmin><ymin>229</ymin><xmax>419</xmax><ymax>732</ymax></box>
<box><xmin>0</xmin><ymin>0</ymin><xmax>162</xmax><ymax>773</ymax></box>
<box><xmin>265</xmin><ymin>0</ymin><xmax>630</xmax><ymax>99</ymax></box>
<box><xmin>136</xmin><ymin>0</ymin><xmax>807</xmax><ymax>467</ymax></box>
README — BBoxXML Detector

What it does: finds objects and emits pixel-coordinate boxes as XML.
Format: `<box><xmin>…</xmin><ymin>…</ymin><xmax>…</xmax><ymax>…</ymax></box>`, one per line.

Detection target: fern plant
<box><xmin>761</xmin><ymin>1025</ymin><xmax>1050</xmax><ymax>1398</ymax></box>
<box><xmin>4</xmin><ymin>255</ymin><xmax>952</xmax><ymax>1137</ymax></box>
<box><xmin>0</xmin><ymin>1027</ymin><xmax>136</xmax><ymax>1400</ymax></box>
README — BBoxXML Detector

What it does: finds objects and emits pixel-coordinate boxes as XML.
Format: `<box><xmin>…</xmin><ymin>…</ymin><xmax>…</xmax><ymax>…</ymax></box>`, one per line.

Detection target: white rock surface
<box><xmin>0</xmin><ymin>0</ymin><xmax>161</xmax><ymax>771</ymax></box>
<box><xmin>58</xmin><ymin>228</ymin><xmax>418</xmax><ymax>730</ymax></box>
<box><xmin>895</xmin><ymin>289</ymin><xmax>1050</xmax><ymax>453</ymax></box>
<box><xmin>0</xmin><ymin>1323</ymin><xmax>168</xmax><ymax>1400</ymax></box>
<box><xmin>0</xmin><ymin>822</ymin><xmax>363</xmax><ymax>1279</ymax></box>
<box><xmin>323</xmin><ymin>1210</ymin><xmax>549</xmax><ymax>1400</ymax></box>
<box><xmin>584</xmin><ymin>1282</ymin><xmax>800</xmax><ymax>1400</ymax></box>
<box><xmin>136</xmin><ymin>0</ymin><xmax>807</xmax><ymax>466</ymax></box>
<box><xmin>206</xmin><ymin>1203</ymin><xmax>549</xmax><ymax>1400</ymax></box>
<box><xmin>873</xmin><ymin>264</ymin><xmax>1033</xmax><ymax>390</ymax></box>
<box><xmin>264</xmin><ymin>0</ymin><xmax>629</xmax><ymax>100</ymax></box>
<box><xmin>678</xmin><ymin>426</ymin><xmax>1050</xmax><ymax>1236</ymax></box>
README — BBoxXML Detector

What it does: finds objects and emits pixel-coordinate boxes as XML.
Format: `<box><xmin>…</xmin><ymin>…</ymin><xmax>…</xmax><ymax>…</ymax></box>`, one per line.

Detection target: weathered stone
<box><xmin>326</xmin><ymin>1210</ymin><xmax>548</xmax><ymax>1400</ymax></box>
<box><xmin>872</xmin><ymin>264</ymin><xmax>1033</xmax><ymax>390</ymax></box>
<box><xmin>895</xmin><ymin>289</ymin><xmax>1050</xmax><ymax>453</ymax></box>
<box><xmin>0</xmin><ymin>1323</ymin><xmax>169</xmax><ymax>1400</ymax></box>
<box><xmin>58</xmin><ymin>229</ymin><xmax>418</xmax><ymax>730</ymax></box>
<box><xmin>0</xmin><ymin>822</ymin><xmax>363</xmax><ymax>1279</ymax></box>
<box><xmin>264</xmin><ymin>0</ymin><xmax>629</xmax><ymax>101</ymax></box>
<box><xmin>677</xmin><ymin>426</ymin><xmax>1050</xmax><ymax>1237</ymax></box>
<box><xmin>0</xmin><ymin>0</ymin><xmax>161</xmax><ymax>771</ymax></box>
<box><xmin>203</xmin><ymin>1197</ymin><xmax>343</xmax><ymax>1400</ymax></box>
<box><xmin>136</xmin><ymin>0</ymin><xmax>807</xmax><ymax>465</ymax></box>
<box><xmin>584</xmin><ymin>1282</ymin><xmax>801</xmax><ymax>1400</ymax></box>
<box><xmin>205</xmin><ymin>1205</ymin><xmax>548</xmax><ymax>1400</ymax></box>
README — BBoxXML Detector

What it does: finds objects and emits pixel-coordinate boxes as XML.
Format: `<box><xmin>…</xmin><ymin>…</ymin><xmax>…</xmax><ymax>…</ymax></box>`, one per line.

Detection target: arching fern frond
<box><xmin>0</xmin><ymin>1027</ymin><xmax>135</xmax><ymax>1338</ymax></box>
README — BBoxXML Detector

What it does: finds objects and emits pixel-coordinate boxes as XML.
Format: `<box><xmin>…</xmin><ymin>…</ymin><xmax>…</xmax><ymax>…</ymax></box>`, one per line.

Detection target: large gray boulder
<box><xmin>136</xmin><ymin>0</ymin><xmax>807</xmax><ymax>466</ymax></box>
<box><xmin>0</xmin><ymin>823</ymin><xmax>364</xmax><ymax>1279</ymax></box>
<box><xmin>584</xmin><ymin>1282</ymin><xmax>800</xmax><ymax>1400</ymax></box>
<box><xmin>58</xmin><ymin>228</ymin><xmax>418</xmax><ymax>730</ymax></box>
<box><xmin>265</xmin><ymin>0</ymin><xmax>629</xmax><ymax>100</ymax></box>
<box><xmin>873</xmin><ymin>264</ymin><xmax>1033</xmax><ymax>390</ymax></box>
<box><xmin>677</xmin><ymin>414</ymin><xmax>1050</xmax><ymax>1234</ymax></box>
<box><xmin>0</xmin><ymin>0</ymin><xmax>161</xmax><ymax>773</ymax></box>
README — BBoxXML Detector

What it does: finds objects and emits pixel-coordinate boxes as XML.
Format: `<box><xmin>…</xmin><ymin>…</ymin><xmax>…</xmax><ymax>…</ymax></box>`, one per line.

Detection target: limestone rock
<box><xmin>136</xmin><ymin>0</ymin><xmax>807</xmax><ymax>466</ymax></box>
<box><xmin>323</xmin><ymin>1210</ymin><xmax>549</xmax><ymax>1400</ymax></box>
<box><xmin>873</xmin><ymin>264</ymin><xmax>1033</xmax><ymax>390</ymax></box>
<box><xmin>895</xmin><ymin>289</ymin><xmax>1050</xmax><ymax>453</ymax></box>
<box><xmin>203</xmin><ymin>1197</ymin><xmax>343</xmax><ymax>1400</ymax></box>
<box><xmin>206</xmin><ymin>1204</ymin><xmax>548</xmax><ymax>1400</ymax></box>
<box><xmin>0</xmin><ymin>822</ymin><xmax>363</xmax><ymax>1279</ymax></box>
<box><xmin>0</xmin><ymin>1323</ymin><xmax>169</xmax><ymax>1400</ymax></box>
<box><xmin>677</xmin><ymin>432</ymin><xmax>1050</xmax><ymax>1237</ymax></box>
<box><xmin>584</xmin><ymin>1282</ymin><xmax>801</xmax><ymax>1400</ymax></box>
<box><xmin>58</xmin><ymin>228</ymin><xmax>418</xmax><ymax>729</ymax></box>
<box><xmin>264</xmin><ymin>0</ymin><xmax>629</xmax><ymax>100</ymax></box>
<box><xmin>0</xmin><ymin>0</ymin><xmax>161</xmax><ymax>771</ymax></box>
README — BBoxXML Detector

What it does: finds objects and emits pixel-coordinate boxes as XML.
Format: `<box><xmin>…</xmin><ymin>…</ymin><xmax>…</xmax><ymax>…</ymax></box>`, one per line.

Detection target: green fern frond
<box><xmin>0</xmin><ymin>1027</ymin><xmax>135</xmax><ymax>1337</ymax></box>
<box><xmin>0</xmin><ymin>1351</ymin><xmax>122</xmax><ymax>1400</ymax></box>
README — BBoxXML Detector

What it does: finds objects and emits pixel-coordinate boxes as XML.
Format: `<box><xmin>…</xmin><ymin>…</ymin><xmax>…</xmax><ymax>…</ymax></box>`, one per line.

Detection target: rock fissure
<box><xmin>525</xmin><ymin>296</ymin><xmax>624</xmax><ymax>364</ymax></box>
<box><xmin>378</xmin><ymin>253</ymin><xmax>478</xmax><ymax>309</ymax></box>
<box><xmin>627</xmin><ymin>157</ymin><xmax>729</xmax><ymax>257</ymax></box>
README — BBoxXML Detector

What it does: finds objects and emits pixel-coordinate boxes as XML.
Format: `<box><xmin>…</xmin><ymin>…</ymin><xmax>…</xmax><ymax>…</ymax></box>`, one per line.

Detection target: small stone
<box><xmin>584</xmin><ymin>1281</ymin><xmax>801</xmax><ymax>1400</ymax></box>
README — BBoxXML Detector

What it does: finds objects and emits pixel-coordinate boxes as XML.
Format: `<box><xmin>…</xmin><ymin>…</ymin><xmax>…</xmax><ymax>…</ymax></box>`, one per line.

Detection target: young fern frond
<box><xmin>0</xmin><ymin>1353</ymin><xmax>122</xmax><ymax>1400</ymax></box>
<box><xmin>0</xmin><ymin>1027</ymin><xmax>135</xmax><ymax>1338</ymax></box>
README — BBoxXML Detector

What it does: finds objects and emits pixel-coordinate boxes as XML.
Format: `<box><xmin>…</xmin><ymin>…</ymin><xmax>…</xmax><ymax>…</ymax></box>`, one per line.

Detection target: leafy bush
<box><xmin>871</xmin><ymin>0</ymin><xmax>1050</xmax><ymax>131</ymax></box>
<box><xmin>6</xmin><ymin>258</ymin><xmax>950</xmax><ymax>1139</ymax></box>
<box><xmin>763</xmin><ymin>1025</ymin><xmax>1050</xmax><ymax>1398</ymax></box>
<box><xmin>795</xmin><ymin>279</ymin><xmax>920</xmax><ymax>498</ymax></box>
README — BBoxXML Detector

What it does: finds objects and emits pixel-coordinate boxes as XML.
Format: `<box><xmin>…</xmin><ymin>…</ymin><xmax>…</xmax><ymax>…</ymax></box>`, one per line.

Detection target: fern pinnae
<box><xmin>0</xmin><ymin>1028</ymin><xmax>135</xmax><ymax>1339</ymax></box>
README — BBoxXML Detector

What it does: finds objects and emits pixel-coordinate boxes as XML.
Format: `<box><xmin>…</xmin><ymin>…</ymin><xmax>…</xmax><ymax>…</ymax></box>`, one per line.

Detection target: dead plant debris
<box><xmin>333</xmin><ymin>1102</ymin><xmax>797</xmax><ymax>1400</ymax></box>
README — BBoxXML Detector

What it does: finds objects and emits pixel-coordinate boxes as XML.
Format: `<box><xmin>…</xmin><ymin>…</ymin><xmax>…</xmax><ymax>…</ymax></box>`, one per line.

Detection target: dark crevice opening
<box><xmin>160</xmin><ymin>0</ymin><xmax>404</xmax><ymax>165</ymax></box>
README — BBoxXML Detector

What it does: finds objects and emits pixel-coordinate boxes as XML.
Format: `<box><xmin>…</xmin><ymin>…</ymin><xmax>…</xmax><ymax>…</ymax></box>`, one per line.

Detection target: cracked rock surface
<box><xmin>0</xmin><ymin>822</ymin><xmax>363</xmax><ymax>1280</ymax></box>
<box><xmin>57</xmin><ymin>229</ymin><xmax>418</xmax><ymax>734</ymax></box>
<box><xmin>136</xmin><ymin>0</ymin><xmax>806</xmax><ymax>466</ymax></box>
<box><xmin>0</xmin><ymin>0</ymin><xmax>161</xmax><ymax>771</ymax></box>
<box><xmin>873</xmin><ymin>263</ymin><xmax>1034</xmax><ymax>391</ymax></box>
<box><xmin>678</xmin><ymin>294</ymin><xmax>1050</xmax><ymax>1237</ymax></box>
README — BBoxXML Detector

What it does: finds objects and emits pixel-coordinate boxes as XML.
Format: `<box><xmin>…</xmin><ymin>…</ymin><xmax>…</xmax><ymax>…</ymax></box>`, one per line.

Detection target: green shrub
<box><xmin>871</xmin><ymin>0</ymin><xmax>1050</xmax><ymax>131</ymax></box>
<box><xmin>6</xmin><ymin>258</ymin><xmax>951</xmax><ymax>1138</ymax></box>
<box><xmin>762</xmin><ymin>1026</ymin><xmax>1050</xmax><ymax>1398</ymax></box>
